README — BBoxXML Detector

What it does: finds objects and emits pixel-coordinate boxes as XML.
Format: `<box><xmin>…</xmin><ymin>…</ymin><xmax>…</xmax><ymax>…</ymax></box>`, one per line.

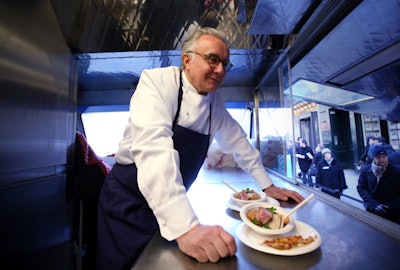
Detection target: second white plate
<box><xmin>236</xmin><ymin>221</ymin><xmax>322</xmax><ymax>256</ymax></box>
<box><xmin>226</xmin><ymin>195</ymin><xmax>280</xmax><ymax>212</ymax></box>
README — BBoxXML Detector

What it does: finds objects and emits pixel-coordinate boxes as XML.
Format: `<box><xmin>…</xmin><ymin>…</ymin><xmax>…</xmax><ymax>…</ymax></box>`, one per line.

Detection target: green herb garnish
<box><xmin>263</xmin><ymin>223</ymin><xmax>271</xmax><ymax>229</ymax></box>
<box><xmin>252</xmin><ymin>217</ymin><xmax>260</xmax><ymax>225</ymax></box>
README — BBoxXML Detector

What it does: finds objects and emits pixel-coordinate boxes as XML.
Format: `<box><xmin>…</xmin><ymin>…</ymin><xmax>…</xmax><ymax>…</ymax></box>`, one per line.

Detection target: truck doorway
<box><xmin>329</xmin><ymin>109</ymin><xmax>352</xmax><ymax>168</ymax></box>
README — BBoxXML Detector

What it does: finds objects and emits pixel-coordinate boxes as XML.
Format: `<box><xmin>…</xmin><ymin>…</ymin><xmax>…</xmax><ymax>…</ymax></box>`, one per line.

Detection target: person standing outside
<box><xmin>374</xmin><ymin>136</ymin><xmax>395</xmax><ymax>156</ymax></box>
<box><xmin>295</xmin><ymin>137</ymin><xmax>303</xmax><ymax>178</ymax></box>
<box><xmin>357</xmin><ymin>145</ymin><xmax>400</xmax><ymax>224</ymax></box>
<box><xmin>96</xmin><ymin>27</ymin><xmax>304</xmax><ymax>269</ymax></box>
<box><xmin>315</xmin><ymin>148</ymin><xmax>347</xmax><ymax>198</ymax></box>
<box><xmin>359</xmin><ymin>135</ymin><xmax>375</xmax><ymax>166</ymax></box>
<box><xmin>296</xmin><ymin>139</ymin><xmax>314</xmax><ymax>187</ymax></box>
<box><xmin>308</xmin><ymin>144</ymin><xmax>324</xmax><ymax>180</ymax></box>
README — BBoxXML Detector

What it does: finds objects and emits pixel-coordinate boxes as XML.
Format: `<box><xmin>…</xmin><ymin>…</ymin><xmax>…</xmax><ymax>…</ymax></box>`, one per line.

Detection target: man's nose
<box><xmin>214</xmin><ymin>61</ymin><xmax>225</xmax><ymax>73</ymax></box>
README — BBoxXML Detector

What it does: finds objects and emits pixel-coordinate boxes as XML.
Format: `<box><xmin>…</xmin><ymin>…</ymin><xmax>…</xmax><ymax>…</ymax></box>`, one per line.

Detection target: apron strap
<box><xmin>172</xmin><ymin>72</ymin><xmax>183</xmax><ymax>127</ymax></box>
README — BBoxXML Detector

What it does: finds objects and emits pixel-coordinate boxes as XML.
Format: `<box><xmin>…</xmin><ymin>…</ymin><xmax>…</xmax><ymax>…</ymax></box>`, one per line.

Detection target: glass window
<box><xmin>81</xmin><ymin>111</ymin><xmax>129</xmax><ymax>157</ymax></box>
<box><xmin>81</xmin><ymin>107</ymin><xmax>253</xmax><ymax>157</ymax></box>
<box><xmin>258</xmin><ymin>108</ymin><xmax>294</xmax><ymax>177</ymax></box>
<box><xmin>226</xmin><ymin>108</ymin><xmax>252</xmax><ymax>138</ymax></box>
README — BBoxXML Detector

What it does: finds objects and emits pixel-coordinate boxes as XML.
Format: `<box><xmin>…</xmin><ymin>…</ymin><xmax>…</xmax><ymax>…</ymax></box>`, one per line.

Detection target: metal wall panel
<box><xmin>0</xmin><ymin>174</ymin><xmax>73</xmax><ymax>269</ymax></box>
<box><xmin>0</xmin><ymin>1</ymin><xmax>75</xmax><ymax>269</ymax></box>
<box><xmin>0</xmin><ymin>1</ymin><xmax>74</xmax><ymax>177</ymax></box>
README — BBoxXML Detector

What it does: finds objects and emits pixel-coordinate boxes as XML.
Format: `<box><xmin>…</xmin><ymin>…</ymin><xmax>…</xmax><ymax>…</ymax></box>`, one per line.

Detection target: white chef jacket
<box><xmin>115</xmin><ymin>66</ymin><xmax>273</xmax><ymax>240</ymax></box>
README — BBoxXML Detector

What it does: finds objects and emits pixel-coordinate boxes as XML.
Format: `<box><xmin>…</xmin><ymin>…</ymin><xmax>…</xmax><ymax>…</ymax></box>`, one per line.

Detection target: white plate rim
<box><xmin>236</xmin><ymin>221</ymin><xmax>322</xmax><ymax>256</ymax></box>
<box><xmin>226</xmin><ymin>195</ymin><xmax>280</xmax><ymax>211</ymax></box>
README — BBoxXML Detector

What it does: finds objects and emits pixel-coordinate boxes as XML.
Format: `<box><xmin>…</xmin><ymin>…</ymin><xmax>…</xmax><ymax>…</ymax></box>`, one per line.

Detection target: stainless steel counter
<box><xmin>132</xmin><ymin>168</ymin><xmax>400</xmax><ymax>269</ymax></box>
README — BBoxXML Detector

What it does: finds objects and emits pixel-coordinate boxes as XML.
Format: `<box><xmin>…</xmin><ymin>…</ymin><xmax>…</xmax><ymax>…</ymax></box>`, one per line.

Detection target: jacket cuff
<box><xmin>153</xmin><ymin>195</ymin><xmax>200</xmax><ymax>241</ymax></box>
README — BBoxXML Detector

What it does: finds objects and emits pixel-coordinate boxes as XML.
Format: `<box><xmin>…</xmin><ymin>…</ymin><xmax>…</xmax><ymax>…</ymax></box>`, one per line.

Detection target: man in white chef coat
<box><xmin>96</xmin><ymin>27</ymin><xmax>304</xmax><ymax>270</ymax></box>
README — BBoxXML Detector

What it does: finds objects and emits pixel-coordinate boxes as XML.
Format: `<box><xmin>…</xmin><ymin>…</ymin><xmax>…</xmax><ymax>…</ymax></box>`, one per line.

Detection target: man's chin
<box><xmin>207</xmin><ymin>85</ymin><xmax>219</xmax><ymax>92</ymax></box>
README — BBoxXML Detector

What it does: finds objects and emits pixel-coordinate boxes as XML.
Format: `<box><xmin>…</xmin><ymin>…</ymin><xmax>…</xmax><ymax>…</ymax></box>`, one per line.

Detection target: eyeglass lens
<box><xmin>189</xmin><ymin>51</ymin><xmax>232</xmax><ymax>71</ymax></box>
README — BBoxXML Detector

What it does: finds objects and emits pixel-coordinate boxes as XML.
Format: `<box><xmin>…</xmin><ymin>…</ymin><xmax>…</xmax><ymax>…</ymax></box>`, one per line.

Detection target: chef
<box><xmin>96</xmin><ymin>27</ymin><xmax>304</xmax><ymax>270</ymax></box>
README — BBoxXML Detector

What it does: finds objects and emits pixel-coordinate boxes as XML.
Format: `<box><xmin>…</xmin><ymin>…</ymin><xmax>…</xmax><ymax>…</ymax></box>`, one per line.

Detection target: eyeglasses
<box><xmin>187</xmin><ymin>51</ymin><xmax>233</xmax><ymax>72</ymax></box>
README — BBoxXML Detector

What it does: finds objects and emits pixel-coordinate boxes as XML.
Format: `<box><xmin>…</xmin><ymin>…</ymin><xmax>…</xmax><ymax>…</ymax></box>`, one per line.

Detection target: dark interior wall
<box><xmin>0</xmin><ymin>1</ymin><xmax>75</xmax><ymax>269</ymax></box>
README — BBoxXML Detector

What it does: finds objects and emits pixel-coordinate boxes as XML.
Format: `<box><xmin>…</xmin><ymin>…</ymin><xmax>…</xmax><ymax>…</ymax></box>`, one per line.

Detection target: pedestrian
<box><xmin>359</xmin><ymin>135</ymin><xmax>375</xmax><ymax>166</ymax></box>
<box><xmin>296</xmin><ymin>139</ymin><xmax>314</xmax><ymax>187</ymax></box>
<box><xmin>316</xmin><ymin>148</ymin><xmax>347</xmax><ymax>198</ymax></box>
<box><xmin>357</xmin><ymin>144</ymin><xmax>400</xmax><ymax>224</ymax></box>
<box><xmin>308</xmin><ymin>144</ymin><xmax>324</xmax><ymax>180</ymax></box>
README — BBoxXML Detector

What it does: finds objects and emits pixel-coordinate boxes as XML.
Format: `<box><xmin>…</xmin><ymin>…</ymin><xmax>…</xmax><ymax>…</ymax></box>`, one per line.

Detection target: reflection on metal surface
<box><xmin>286</xmin><ymin>79</ymin><xmax>375</xmax><ymax>107</ymax></box>
<box><xmin>283</xmin><ymin>0</ymin><xmax>400</xmax><ymax>121</ymax></box>
<box><xmin>329</xmin><ymin>41</ymin><xmax>400</xmax><ymax>85</ymax></box>
<box><xmin>249</xmin><ymin>0</ymin><xmax>314</xmax><ymax>34</ymax></box>
<box><xmin>76</xmin><ymin>49</ymin><xmax>274</xmax><ymax>91</ymax></box>
<box><xmin>89</xmin><ymin>0</ymin><xmax>266</xmax><ymax>51</ymax></box>
<box><xmin>51</xmin><ymin>0</ymin><xmax>400</xmax><ymax>121</ymax></box>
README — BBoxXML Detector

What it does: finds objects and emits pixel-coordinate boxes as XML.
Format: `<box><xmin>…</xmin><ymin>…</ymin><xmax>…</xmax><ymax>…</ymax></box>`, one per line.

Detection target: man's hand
<box><xmin>176</xmin><ymin>224</ymin><xmax>236</xmax><ymax>263</ymax></box>
<box><xmin>264</xmin><ymin>185</ymin><xmax>304</xmax><ymax>203</ymax></box>
<box><xmin>373</xmin><ymin>204</ymin><xmax>389</xmax><ymax>217</ymax></box>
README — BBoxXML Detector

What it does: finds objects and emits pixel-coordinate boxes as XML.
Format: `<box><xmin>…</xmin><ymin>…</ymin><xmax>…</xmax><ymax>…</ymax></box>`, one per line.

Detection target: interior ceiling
<box><xmin>51</xmin><ymin>0</ymin><xmax>400</xmax><ymax>122</ymax></box>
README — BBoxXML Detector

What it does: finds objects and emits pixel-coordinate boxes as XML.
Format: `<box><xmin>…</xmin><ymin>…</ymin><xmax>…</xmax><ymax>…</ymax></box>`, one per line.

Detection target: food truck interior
<box><xmin>1</xmin><ymin>0</ymin><xmax>399</xmax><ymax>269</ymax></box>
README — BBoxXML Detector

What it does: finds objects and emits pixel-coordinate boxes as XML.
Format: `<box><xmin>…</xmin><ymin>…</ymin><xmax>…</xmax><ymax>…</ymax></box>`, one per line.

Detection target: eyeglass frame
<box><xmin>186</xmin><ymin>51</ymin><xmax>233</xmax><ymax>72</ymax></box>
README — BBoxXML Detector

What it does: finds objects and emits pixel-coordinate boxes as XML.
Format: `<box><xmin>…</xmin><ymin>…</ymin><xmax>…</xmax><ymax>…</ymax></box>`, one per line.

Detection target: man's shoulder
<box><xmin>388</xmin><ymin>163</ymin><xmax>400</xmax><ymax>174</ymax></box>
<box><xmin>139</xmin><ymin>66</ymin><xmax>180</xmax><ymax>89</ymax></box>
<box><xmin>304</xmin><ymin>146</ymin><xmax>313</xmax><ymax>154</ymax></box>
<box><xmin>142</xmin><ymin>66</ymin><xmax>179</xmax><ymax>76</ymax></box>
<box><xmin>360</xmin><ymin>164</ymin><xmax>372</xmax><ymax>173</ymax></box>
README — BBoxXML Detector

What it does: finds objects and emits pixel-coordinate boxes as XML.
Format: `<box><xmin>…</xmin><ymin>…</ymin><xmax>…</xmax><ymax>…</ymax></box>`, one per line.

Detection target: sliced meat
<box><xmin>240</xmin><ymin>190</ymin><xmax>251</xmax><ymax>200</ymax></box>
<box><xmin>256</xmin><ymin>207</ymin><xmax>273</xmax><ymax>225</ymax></box>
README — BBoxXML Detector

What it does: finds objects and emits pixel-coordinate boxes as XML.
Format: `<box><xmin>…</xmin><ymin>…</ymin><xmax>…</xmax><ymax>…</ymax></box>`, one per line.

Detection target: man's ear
<box><xmin>182</xmin><ymin>53</ymin><xmax>191</xmax><ymax>70</ymax></box>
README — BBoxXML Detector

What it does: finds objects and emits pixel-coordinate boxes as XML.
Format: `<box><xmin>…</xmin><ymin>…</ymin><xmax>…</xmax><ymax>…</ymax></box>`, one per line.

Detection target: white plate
<box><xmin>236</xmin><ymin>221</ymin><xmax>322</xmax><ymax>256</ymax></box>
<box><xmin>226</xmin><ymin>195</ymin><xmax>280</xmax><ymax>212</ymax></box>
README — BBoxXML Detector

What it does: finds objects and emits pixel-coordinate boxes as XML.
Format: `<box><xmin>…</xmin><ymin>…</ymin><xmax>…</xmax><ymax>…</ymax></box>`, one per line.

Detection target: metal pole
<box><xmin>254</xmin><ymin>90</ymin><xmax>260</xmax><ymax>151</ymax></box>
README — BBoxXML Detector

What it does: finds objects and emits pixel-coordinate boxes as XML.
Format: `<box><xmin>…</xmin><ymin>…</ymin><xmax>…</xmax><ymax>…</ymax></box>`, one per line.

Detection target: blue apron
<box><xmin>96</xmin><ymin>74</ymin><xmax>211</xmax><ymax>270</ymax></box>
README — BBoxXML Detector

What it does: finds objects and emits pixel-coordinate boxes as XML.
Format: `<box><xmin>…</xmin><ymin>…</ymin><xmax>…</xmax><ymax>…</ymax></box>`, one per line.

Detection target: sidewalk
<box><xmin>341</xmin><ymin>168</ymin><xmax>364</xmax><ymax>209</ymax></box>
<box><xmin>307</xmin><ymin>168</ymin><xmax>363</xmax><ymax>209</ymax></box>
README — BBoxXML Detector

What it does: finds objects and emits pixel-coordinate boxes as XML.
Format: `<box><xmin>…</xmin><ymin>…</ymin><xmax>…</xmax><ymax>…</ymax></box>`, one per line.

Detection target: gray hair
<box><xmin>180</xmin><ymin>27</ymin><xmax>229</xmax><ymax>71</ymax></box>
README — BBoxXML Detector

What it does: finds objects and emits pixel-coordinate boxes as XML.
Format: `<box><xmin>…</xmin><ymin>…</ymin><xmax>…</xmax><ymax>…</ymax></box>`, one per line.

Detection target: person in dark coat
<box><xmin>374</xmin><ymin>136</ymin><xmax>395</xmax><ymax>156</ymax></box>
<box><xmin>296</xmin><ymin>139</ymin><xmax>314</xmax><ymax>187</ymax></box>
<box><xmin>308</xmin><ymin>144</ymin><xmax>324</xmax><ymax>179</ymax></box>
<box><xmin>365</xmin><ymin>136</ymin><xmax>395</xmax><ymax>166</ymax></box>
<box><xmin>357</xmin><ymin>144</ymin><xmax>400</xmax><ymax>224</ymax></box>
<box><xmin>315</xmin><ymin>148</ymin><xmax>347</xmax><ymax>198</ymax></box>
<box><xmin>389</xmin><ymin>151</ymin><xmax>400</xmax><ymax>166</ymax></box>
<box><xmin>359</xmin><ymin>135</ymin><xmax>375</xmax><ymax>166</ymax></box>
<box><xmin>295</xmin><ymin>137</ymin><xmax>303</xmax><ymax>178</ymax></box>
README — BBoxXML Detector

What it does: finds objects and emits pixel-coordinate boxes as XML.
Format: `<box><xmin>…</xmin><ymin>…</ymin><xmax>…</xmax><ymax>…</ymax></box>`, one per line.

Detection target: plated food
<box><xmin>226</xmin><ymin>195</ymin><xmax>279</xmax><ymax>211</ymax></box>
<box><xmin>236</xmin><ymin>221</ymin><xmax>322</xmax><ymax>256</ymax></box>
<box><xmin>240</xmin><ymin>202</ymin><xmax>294</xmax><ymax>235</ymax></box>
<box><xmin>246</xmin><ymin>205</ymin><xmax>289</xmax><ymax>229</ymax></box>
<box><xmin>231</xmin><ymin>188</ymin><xmax>264</xmax><ymax>206</ymax></box>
